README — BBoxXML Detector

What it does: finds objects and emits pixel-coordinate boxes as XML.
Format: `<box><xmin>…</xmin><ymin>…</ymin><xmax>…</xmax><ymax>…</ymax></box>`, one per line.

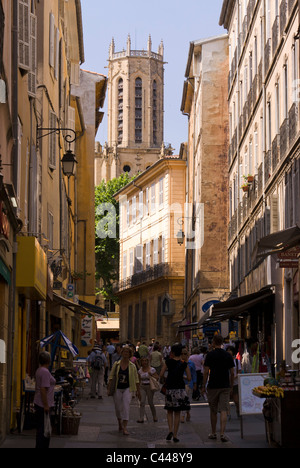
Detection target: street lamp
<box><xmin>176</xmin><ymin>229</ymin><xmax>185</xmax><ymax>246</ymax></box>
<box><xmin>61</xmin><ymin>149</ymin><xmax>77</xmax><ymax>178</ymax></box>
<box><xmin>37</xmin><ymin>127</ymin><xmax>78</xmax><ymax>178</ymax></box>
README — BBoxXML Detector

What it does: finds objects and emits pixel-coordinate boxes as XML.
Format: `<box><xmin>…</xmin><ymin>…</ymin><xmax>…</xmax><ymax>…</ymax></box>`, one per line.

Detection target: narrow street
<box><xmin>1</xmin><ymin>387</ymin><xmax>269</xmax><ymax>449</ymax></box>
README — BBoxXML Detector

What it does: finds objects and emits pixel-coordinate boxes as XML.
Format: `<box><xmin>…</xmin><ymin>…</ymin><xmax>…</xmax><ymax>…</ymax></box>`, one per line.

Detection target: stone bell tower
<box><xmin>104</xmin><ymin>35</ymin><xmax>168</xmax><ymax>178</ymax></box>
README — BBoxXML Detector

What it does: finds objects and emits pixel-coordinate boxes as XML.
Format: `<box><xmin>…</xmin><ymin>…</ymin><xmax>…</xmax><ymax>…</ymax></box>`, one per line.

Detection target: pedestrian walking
<box><xmin>102</xmin><ymin>344</ymin><xmax>109</xmax><ymax>386</ymax></box>
<box><xmin>106</xmin><ymin>341</ymin><xmax>115</xmax><ymax>369</ymax></box>
<box><xmin>163</xmin><ymin>344</ymin><xmax>171</xmax><ymax>360</ymax></box>
<box><xmin>87</xmin><ymin>344</ymin><xmax>107</xmax><ymax>399</ymax></box>
<box><xmin>160</xmin><ymin>343</ymin><xmax>191</xmax><ymax>443</ymax></box>
<box><xmin>181</xmin><ymin>347</ymin><xmax>197</xmax><ymax>423</ymax></box>
<box><xmin>138</xmin><ymin>341</ymin><xmax>149</xmax><ymax>359</ymax></box>
<box><xmin>137</xmin><ymin>357</ymin><xmax>159</xmax><ymax>423</ymax></box>
<box><xmin>189</xmin><ymin>347</ymin><xmax>205</xmax><ymax>398</ymax></box>
<box><xmin>108</xmin><ymin>345</ymin><xmax>141</xmax><ymax>435</ymax></box>
<box><xmin>33</xmin><ymin>351</ymin><xmax>56</xmax><ymax>449</ymax></box>
<box><xmin>111</xmin><ymin>343</ymin><xmax>122</xmax><ymax>366</ymax></box>
<box><xmin>201</xmin><ymin>335</ymin><xmax>235</xmax><ymax>443</ymax></box>
<box><xmin>150</xmin><ymin>344</ymin><xmax>163</xmax><ymax>376</ymax></box>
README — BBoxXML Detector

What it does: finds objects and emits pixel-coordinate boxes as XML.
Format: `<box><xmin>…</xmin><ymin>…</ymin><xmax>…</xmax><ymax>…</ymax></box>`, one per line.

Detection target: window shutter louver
<box><xmin>49</xmin><ymin>111</ymin><xmax>57</xmax><ymax>169</ymax></box>
<box><xmin>18</xmin><ymin>0</ymin><xmax>30</xmax><ymax>71</ymax></box>
<box><xmin>49</xmin><ymin>13</ymin><xmax>55</xmax><ymax>68</ymax></box>
<box><xmin>68</xmin><ymin>106</ymin><xmax>76</xmax><ymax>152</ymax></box>
<box><xmin>28</xmin><ymin>13</ymin><xmax>37</xmax><ymax>97</ymax></box>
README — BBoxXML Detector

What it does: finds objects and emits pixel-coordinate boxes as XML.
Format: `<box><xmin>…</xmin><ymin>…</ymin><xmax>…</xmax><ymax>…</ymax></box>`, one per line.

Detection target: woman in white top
<box><xmin>137</xmin><ymin>357</ymin><xmax>159</xmax><ymax>423</ymax></box>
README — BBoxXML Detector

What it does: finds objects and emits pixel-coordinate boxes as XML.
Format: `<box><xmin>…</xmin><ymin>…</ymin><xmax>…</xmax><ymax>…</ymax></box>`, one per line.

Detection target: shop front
<box><xmin>0</xmin><ymin>184</ymin><xmax>22</xmax><ymax>443</ymax></box>
<box><xmin>13</xmin><ymin>236</ymin><xmax>48</xmax><ymax>429</ymax></box>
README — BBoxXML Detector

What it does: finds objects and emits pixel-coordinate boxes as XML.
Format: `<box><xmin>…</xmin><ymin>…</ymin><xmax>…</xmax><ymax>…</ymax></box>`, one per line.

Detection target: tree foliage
<box><xmin>95</xmin><ymin>173</ymin><xmax>135</xmax><ymax>303</ymax></box>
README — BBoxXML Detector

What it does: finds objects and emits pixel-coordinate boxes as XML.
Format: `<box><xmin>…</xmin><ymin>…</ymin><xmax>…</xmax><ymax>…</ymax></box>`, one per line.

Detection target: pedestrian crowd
<box><xmin>33</xmin><ymin>335</ymin><xmax>240</xmax><ymax>448</ymax></box>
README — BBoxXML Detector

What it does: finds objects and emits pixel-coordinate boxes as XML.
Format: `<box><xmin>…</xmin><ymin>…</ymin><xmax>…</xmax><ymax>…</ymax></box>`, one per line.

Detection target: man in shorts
<box><xmin>201</xmin><ymin>335</ymin><xmax>234</xmax><ymax>442</ymax></box>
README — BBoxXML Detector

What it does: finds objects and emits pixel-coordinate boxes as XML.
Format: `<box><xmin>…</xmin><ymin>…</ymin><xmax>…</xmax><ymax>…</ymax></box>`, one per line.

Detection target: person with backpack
<box><xmin>88</xmin><ymin>343</ymin><xmax>107</xmax><ymax>399</ymax></box>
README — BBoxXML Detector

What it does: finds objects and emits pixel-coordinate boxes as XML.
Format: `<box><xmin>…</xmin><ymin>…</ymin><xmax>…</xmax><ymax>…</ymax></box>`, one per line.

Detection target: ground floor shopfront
<box><xmin>177</xmin><ymin>248</ymin><xmax>300</xmax><ymax>376</ymax></box>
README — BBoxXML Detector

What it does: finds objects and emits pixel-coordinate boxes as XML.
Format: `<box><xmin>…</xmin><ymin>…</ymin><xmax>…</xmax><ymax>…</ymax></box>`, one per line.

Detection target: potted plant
<box><xmin>243</xmin><ymin>174</ymin><xmax>254</xmax><ymax>184</ymax></box>
<box><xmin>241</xmin><ymin>183</ymin><xmax>250</xmax><ymax>193</ymax></box>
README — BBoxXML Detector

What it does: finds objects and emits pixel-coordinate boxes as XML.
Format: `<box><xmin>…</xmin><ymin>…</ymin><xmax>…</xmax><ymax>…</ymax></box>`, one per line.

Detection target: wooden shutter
<box><xmin>68</xmin><ymin>106</ymin><xmax>76</xmax><ymax>152</ymax></box>
<box><xmin>270</xmin><ymin>194</ymin><xmax>279</xmax><ymax>233</ymax></box>
<box><xmin>153</xmin><ymin>238</ymin><xmax>158</xmax><ymax>265</ymax></box>
<box><xmin>18</xmin><ymin>0</ymin><xmax>30</xmax><ymax>71</ymax></box>
<box><xmin>49</xmin><ymin>13</ymin><xmax>55</xmax><ymax>68</ymax></box>
<box><xmin>135</xmin><ymin>245</ymin><xmax>143</xmax><ymax>273</ymax></box>
<box><xmin>28</xmin><ymin>12</ymin><xmax>37</xmax><ymax>97</ymax></box>
<box><xmin>54</xmin><ymin>28</ymin><xmax>59</xmax><ymax>80</ymax></box>
<box><xmin>146</xmin><ymin>242</ymin><xmax>151</xmax><ymax>269</ymax></box>
<box><xmin>49</xmin><ymin>111</ymin><xmax>57</xmax><ymax>169</ymax></box>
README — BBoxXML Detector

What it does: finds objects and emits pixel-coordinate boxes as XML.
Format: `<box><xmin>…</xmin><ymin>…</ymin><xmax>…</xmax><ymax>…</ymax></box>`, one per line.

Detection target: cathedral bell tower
<box><xmin>106</xmin><ymin>35</ymin><xmax>166</xmax><ymax>177</ymax></box>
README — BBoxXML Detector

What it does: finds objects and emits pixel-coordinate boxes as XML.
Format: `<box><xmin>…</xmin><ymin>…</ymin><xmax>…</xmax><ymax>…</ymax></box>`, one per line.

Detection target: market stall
<box><xmin>253</xmin><ymin>370</ymin><xmax>300</xmax><ymax>448</ymax></box>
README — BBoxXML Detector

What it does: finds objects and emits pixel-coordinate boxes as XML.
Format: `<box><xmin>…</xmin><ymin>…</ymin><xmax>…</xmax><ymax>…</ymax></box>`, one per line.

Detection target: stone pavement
<box><xmin>1</xmin><ymin>387</ymin><xmax>271</xmax><ymax>449</ymax></box>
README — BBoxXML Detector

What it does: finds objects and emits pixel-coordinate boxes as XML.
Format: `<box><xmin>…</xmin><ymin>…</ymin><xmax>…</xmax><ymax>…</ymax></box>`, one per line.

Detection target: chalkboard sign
<box><xmin>238</xmin><ymin>373</ymin><xmax>269</xmax><ymax>416</ymax></box>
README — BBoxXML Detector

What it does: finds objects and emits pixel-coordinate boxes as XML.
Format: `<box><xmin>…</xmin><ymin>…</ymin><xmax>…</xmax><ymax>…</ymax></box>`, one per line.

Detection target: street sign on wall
<box><xmin>277</xmin><ymin>247</ymin><xmax>300</xmax><ymax>268</ymax></box>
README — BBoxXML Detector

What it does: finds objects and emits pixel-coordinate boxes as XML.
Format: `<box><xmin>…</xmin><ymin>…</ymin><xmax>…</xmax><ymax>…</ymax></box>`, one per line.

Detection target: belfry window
<box><xmin>153</xmin><ymin>80</ymin><xmax>157</xmax><ymax>145</ymax></box>
<box><xmin>118</xmin><ymin>78</ymin><xmax>123</xmax><ymax>144</ymax></box>
<box><xmin>135</xmin><ymin>77</ymin><xmax>142</xmax><ymax>143</ymax></box>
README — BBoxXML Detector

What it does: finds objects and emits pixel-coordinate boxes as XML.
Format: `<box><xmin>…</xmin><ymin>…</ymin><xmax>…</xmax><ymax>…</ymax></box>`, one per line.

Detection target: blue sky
<box><xmin>81</xmin><ymin>0</ymin><xmax>226</xmax><ymax>154</ymax></box>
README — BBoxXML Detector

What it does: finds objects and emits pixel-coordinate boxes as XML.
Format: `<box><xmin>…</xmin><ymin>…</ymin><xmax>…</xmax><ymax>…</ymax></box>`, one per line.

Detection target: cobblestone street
<box><xmin>1</xmin><ymin>388</ymin><xmax>270</xmax><ymax>449</ymax></box>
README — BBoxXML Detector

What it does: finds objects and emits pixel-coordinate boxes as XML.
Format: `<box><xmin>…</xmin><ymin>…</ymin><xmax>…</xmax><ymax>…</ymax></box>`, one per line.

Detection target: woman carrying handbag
<box><xmin>137</xmin><ymin>357</ymin><xmax>159</xmax><ymax>423</ymax></box>
<box><xmin>107</xmin><ymin>345</ymin><xmax>140</xmax><ymax>435</ymax></box>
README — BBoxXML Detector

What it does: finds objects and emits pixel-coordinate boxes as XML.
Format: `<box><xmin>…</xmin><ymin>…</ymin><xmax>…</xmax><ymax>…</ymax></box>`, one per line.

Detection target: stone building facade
<box><xmin>179</xmin><ymin>35</ymin><xmax>230</xmax><ymax>339</ymax></box>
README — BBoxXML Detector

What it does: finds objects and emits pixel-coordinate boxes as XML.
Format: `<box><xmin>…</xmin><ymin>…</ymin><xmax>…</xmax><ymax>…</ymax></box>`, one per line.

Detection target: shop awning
<box><xmin>199</xmin><ymin>287</ymin><xmax>275</xmax><ymax>327</ymax></box>
<box><xmin>78</xmin><ymin>299</ymin><xmax>108</xmax><ymax>318</ymax></box>
<box><xmin>177</xmin><ymin>287</ymin><xmax>275</xmax><ymax>332</ymax></box>
<box><xmin>96</xmin><ymin>318</ymin><xmax>119</xmax><ymax>331</ymax></box>
<box><xmin>255</xmin><ymin>225</ymin><xmax>300</xmax><ymax>260</ymax></box>
<box><xmin>52</xmin><ymin>292</ymin><xmax>93</xmax><ymax>316</ymax></box>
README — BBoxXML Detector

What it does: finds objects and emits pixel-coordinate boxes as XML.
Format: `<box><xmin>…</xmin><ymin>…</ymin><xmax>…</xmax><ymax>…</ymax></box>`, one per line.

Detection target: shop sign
<box><xmin>16</xmin><ymin>236</ymin><xmax>47</xmax><ymax>300</ymax></box>
<box><xmin>0</xmin><ymin>339</ymin><xmax>6</xmax><ymax>364</ymax></box>
<box><xmin>278</xmin><ymin>247</ymin><xmax>300</xmax><ymax>268</ymax></box>
<box><xmin>67</xmin><ymin>283</ymin><xmax>74</xmax><ymax>299</ymax></box>
<box><xmin>0</xmin><ymin>202</ymin><xmax>10</xmax><ymax>240</ymax></box>
<box><xmin>81</xmin><ymin>315</ymin><xmax>93</xmax><ymax>347</ymax></box>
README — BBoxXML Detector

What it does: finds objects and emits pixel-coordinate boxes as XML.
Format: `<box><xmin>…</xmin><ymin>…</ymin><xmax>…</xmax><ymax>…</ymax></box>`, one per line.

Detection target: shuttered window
<box><xmin>18</xmin><ymin>0</ymin><xmax>30</xmax><ymax>71</ymax></box>
<box><xmin>28</xmin><ymin>12</ymin><xmax>37</xmax><ymax>97</ymax></box>
<box><xmin>135</xmin><ymin>244</ymin><xmax>143</xmax><ymax>273</ymax></box>
<box><xmin>49</xmin><ymin>13</ymin><xmax>55</xmax><ymax>68</ymax></box>
<box><xmin>49</xmin><ymin>111</ymin><xmax>57</xmax><ymax>169</ymax></box>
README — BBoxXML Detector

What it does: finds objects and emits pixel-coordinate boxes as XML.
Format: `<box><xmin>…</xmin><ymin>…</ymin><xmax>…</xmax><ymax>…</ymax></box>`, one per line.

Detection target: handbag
<box><xmin>107</xmin><ymin>362</ymin><xmax>119</xmax><ymax>396</ymax></box>
<box><xmin>149</xmin><ymin>376</ymin><xmax>160</xmax><ymax>392</ymax></box>
<box><xmin>44</xmin><ymin>412</ymin><xmax>52</xmax><ymax>439</ymax></box>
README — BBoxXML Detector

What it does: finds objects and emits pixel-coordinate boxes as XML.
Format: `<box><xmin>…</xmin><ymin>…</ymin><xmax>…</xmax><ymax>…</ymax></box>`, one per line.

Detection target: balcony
<box><xmin>272</xmin><ymin>16</ymin><xmax>279</xmax><ymax>57</ymax></box>
<box><xmin>272</xmin><ymin>134</ymin><xmax>280</xmax><ymax>172</ymax></box>
<box><xmin>289</xmin><ymin>103</ymin><xmax>298</xmax><ymax>146</ymax></box>
<box><xmin>280</xmin><ymin>118</ymin><xmax>289</xmax><ymax>160</ymax></box>
<box><xmin>280</xmin><ymin>0</ymin><xmax>287</xmax><ymax>37</ymax></box>
<box><xmin>264</xmin><ymin>39</ymin><xmax>271</xmax><ymax>75</ymax></box>
<box><xmin>115</xmin><ymin>262</ymin><xmax>185</xmax><ymax>293</ymax></box>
